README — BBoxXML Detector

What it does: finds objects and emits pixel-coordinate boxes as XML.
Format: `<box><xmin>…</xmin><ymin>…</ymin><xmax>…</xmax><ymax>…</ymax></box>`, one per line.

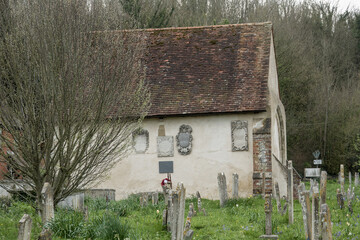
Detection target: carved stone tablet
<box><xmin>176</xmin><ymin>125</ymin><xmax>193</xmax><ymax>155</ymax></box>
<box><xmin>231</xmin><ymin>120</ymin><xmax>248</xmax><ymax>151</ymax></box>
<box><xmin>159</xmin><ymin>161</ymin><xmax>174</xmax><ymax>173</ymax></box>
<box><xmin>133</xmin><ymin>129</ymin><xmax>149</xmax><ymax>153</ymax></box>
<box><xmin>157</xmin><ymin>136</ymin><xmax>174</xmax><ymax>157</ymax></box>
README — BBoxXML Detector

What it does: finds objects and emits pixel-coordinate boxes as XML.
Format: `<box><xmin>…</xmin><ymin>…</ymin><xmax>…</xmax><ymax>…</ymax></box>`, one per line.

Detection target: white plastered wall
<box><xmin>99</xmin><ymin>112</ymin><xmax>267</xmax><ymax>200</ymax></box>
<box><xmin>268</xmin><ymin>31</ymin><xmax>288</xmax><ymax>198</ymax></box>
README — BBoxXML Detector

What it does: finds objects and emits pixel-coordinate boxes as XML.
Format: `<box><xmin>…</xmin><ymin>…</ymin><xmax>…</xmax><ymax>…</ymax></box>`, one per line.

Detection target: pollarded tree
<box><xmin>0</xmin><ymin>0</ymin><xmax>149</xmax><ymax>221</ymax></box>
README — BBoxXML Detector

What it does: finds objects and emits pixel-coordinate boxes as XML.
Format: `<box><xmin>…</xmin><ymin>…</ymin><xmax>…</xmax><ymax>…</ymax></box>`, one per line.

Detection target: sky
<box><xmin>319</xmin><ymin>0</ymin><xmax>360</xmax><ymax>12</ymax></box>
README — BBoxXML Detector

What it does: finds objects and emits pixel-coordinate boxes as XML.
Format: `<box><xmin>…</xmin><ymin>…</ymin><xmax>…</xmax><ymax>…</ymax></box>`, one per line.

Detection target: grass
<box><xmin>0</xmin><ymin>180</ymin><xmax>359</xmax><ymax>239</ymax></box>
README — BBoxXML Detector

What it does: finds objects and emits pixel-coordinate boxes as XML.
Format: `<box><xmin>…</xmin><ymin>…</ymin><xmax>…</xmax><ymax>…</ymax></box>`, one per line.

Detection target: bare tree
<box><xmin>0</xmin><ymin>0</ymin><xmax>149</xmax><ymax>221</ymax></box>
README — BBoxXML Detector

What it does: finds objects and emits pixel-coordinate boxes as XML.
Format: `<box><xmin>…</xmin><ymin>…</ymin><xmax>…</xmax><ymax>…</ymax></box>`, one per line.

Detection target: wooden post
<box><xmin>217</xmin><ymin>172</ymin><xmax>228</xmax><ymax>208</ymax></box>
<box><xmin>320</xmin><ymin>171</ymin><xmax>327</xmax><ymax>205</ymax></box>
<box><xmin>312</xmin><ymin>190</ymin><xmax>320</xmax><ymax>240</ymax></box>
<box><xmin>274</xmin><ymin>182</ymin><xmax>282</xmax><ymax>212</ymax></box>
<box><xmin>320</xmin><ymin>204</ymin><xmax>333</xmax><ymax>240</ymax></box>
<box><xmin>232</xmin><ymin>173</ymin><xmax>239</xmax><ymax>199</ymax></box>
<box><xmin>340</xmin><ymin>165</ymin><xmax>345</xmax><ymax>194</ymax></box>
<box><xmin>300</xmin><ymin>190</ymin><xmax>312</xmax><ymax>239</ymax></box>
<box><xmin>287</xmin><ymin>161</ymin><xmax>294</xmax><ymax>224</ymax></box>
<box><xmin>18</xmin><ymin>214</ymin><xmax>32</xmax><ymax>240</ymax></box>
<box><xmin>41</xmin><ymin>182</ymin><xmax>54</xmax><ymax>224</ymax></box>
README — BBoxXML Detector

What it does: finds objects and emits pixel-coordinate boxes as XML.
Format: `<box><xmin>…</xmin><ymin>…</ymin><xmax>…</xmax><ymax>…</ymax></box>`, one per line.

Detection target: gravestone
<box><xmin>152</xmin><ymin>192</ymin><xmax>159</xmax><ymax>205</ymax></box>
<box><xmin>259</xmin><ymin>194</ymin><xmax>278</xmax><ymax>239</ymax></box>
<box><xmin>320</xmin><ymin>204</ymin><xmax>333</xmax><ymax>240</ymax></box>
<box><xmin>305</xmin><ymin>168</ymin><xmax>321</xmax><ymax>178</ymax></box>
<box><xmin>232</xmin><ymin>173</ymin><xmax>239</xmax><ymax>199</ymax></box>
<box><xmin>355</xmin><ymin>172</ymin><xmax>359</xmax><ymax>187</ymax></box>
<box><xmin>176</xmin><ymin>125</ymin><xmax>193</xmax><ymax>155</ymax></box>
<box><xmin>231</xmin><ymin>120</ymin><xmax>248</xmax><ymax>151</ymax></box>
<box><xmin>349</xmin><ymin>172</ymin><xmax>352</xmax><ymax>187</ymax></box>
<box><xmin>169</xmin><ymin>183</ymin><xmax>186</xmax><ymax>240</ymax></box>
<box><xmin>287</xmin><ymin>161</ymin><xmax>294</xmax><ymax>224</ymax></box>
<box><xmin>18</xmin><ymin>214</ymin><xmax>32</xmax><ymax>240</ymax></box>
<box><xmin>336</xmin><ymin>189</ymin><xmax>344</xmax><ymax>210</ymax></box>
<box><xmin>184</xmin><ymin>204</ymin><xmax>194</xmax><ymax>240</ymax></box>
<box><xmin>297</xmin><ymin>182</ymin><xmax>305</xmax><ymax>203</ymax></box>
<box><xmin>312</xmin><ymin>190</ymin><xmax>320</xmax><ymax>240</ymax></box>
<box><xmin>299</xmin><ymin>190</ymin><xmax>312</xmax><ymax>239</ymax></box>
<box><xmin>217</xmin><ymin>172</ymin><xmax>228</xmax><ymax>208</ymax></box>
<box><xmin>347</xmin><ymin>187</ymin><xmax>355</xmax><ymax>214</ymax></box>
<box><xmin>320</xmin><ymin>171</ymin><xmax>327</xmax><ymax>205</ymax></box>
<box><xmin>57</xmin><ymin>192</ymin><xmax>84</xmax><ymax>211</ymax></box>
<box><xmin>38</xmin><ymin>229</ymin><xmax>52</xmax><ymax>240</ymax></box>
<box><xmin>340</xmin><ymin>165</ymin><xmax>345</xmax><ymax>194</ymax></box>
<box><xmin>274</xmin><ymin>182</ymin><xmax>281</xmax><ymax>212</ymax></box>
<box><xmin>157</xmin><ymin>136</ymin><xmax>174</xmax><ymax>157</ymax></box>
<box><xmin>41</xmin><ymin>182</ymin><xmax>54</xmax><ymax>224</ymax></box>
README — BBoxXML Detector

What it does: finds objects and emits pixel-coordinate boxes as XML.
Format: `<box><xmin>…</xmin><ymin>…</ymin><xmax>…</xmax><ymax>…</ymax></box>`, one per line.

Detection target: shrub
<box><xmin>48</xmin><ymin>209</ymin><xmax>85</xmax><ymax>238</ymax></box>
<box><xmin>92</xmin><ymin>214</ymin><xmax>129</xmax><ymax>240</ymax></box>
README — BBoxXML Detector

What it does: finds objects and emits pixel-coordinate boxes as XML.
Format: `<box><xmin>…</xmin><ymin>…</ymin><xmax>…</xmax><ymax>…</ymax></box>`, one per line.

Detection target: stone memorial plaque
<box><xmin>231</xmin><ymin>120</ymin><xmax>248</xmax><ymax>151</ymax></box>
<box><xmin>176</xmin><ymin>125</ymin><xmax>193</xmax><ymax>155</ymax></box>
<box><xmin>133</xmin><ymin>129</ymin><xmax>149</xmax><ymax>153</ymax></box>
<box><xmin>157</xmin><ymin>136</ymin><xmax>174</xmax><ymax>157</ymax></box>
<box><xmin>305</xmin><ymin>168</ymin><xmax>321</xmax><ymax>178</ymax></box>
<box><xmin>159</xmin><ymin>161</ymin><xmax>174</xmax><ymax>173</ymax></box>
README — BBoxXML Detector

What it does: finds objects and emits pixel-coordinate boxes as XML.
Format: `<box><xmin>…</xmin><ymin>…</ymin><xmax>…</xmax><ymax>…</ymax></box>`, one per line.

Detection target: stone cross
<box><xmin>41</xmin><ymin>182</ymin><xmax>54</xmax><ymax>224</ymax></box>
<box><xmin>320</xmin><ymin>171</ymin><xmax>327</xmax><ymax>205</ymax></box>
<box><xmin>355</xmin><ymin>172</ymin><xmax>359</xmax><ymax>187</ymax></box>
<box><xmin>287</xmin><ymin>161</ymin><xmax>294</xmax><ymax>224</ymax></box>
<box><xmin>299</xmin><ymin>190</ymin><xmax>312</xmax><ymax>239</ymax></box>
<box><xmin>336</xmin><ymin>189</ymin><xmax>344</xmax><ymax>210</ymax></box>
<box><xmin>312</xmin><ymin>189</ymin><xmax>320</xmax><ymax>240</ymax></box>
<box><xmin>18</xmin><ymin>214</ymin><xmax>32</xmax><ymax>240</ymax></box>
<box><xmin>274</xmin><ymin>182</ymin><xmax>281</xmax><ymax>212</ymax></box>
<box><xmin>232</xmin><ymin>173</ymin><xmax>239</xmax><ymax>199</ymax></box>
<box><xmin>320</xmin><ymin>204</ymin><xmax>333</xmax><ymax>240</ymax></box>
<box><xmin>340</xmin><ymin>165</ymin><xmax>345</xmax><ymax>194</ymax></box>
<box><xmin>217</xmin><ymin>172</ymin><xmax>228</xmax><ymax>208</ymax></box>
<box><xmin>260</xmin><ymin>194</ymin><xmax>278</xmax><ymax>239</ymax></box>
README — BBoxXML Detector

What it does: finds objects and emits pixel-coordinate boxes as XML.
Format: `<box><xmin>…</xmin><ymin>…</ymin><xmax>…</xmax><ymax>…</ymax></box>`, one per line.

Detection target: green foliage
<box><xmin>48</xmin><ymin>209</ymin><xmax>85</xmax><ymax>239</ymax></box>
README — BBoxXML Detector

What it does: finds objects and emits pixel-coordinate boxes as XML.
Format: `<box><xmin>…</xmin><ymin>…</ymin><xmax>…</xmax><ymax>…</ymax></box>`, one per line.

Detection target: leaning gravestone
<box><xmin>340</xmin><ymin>165</ymin><xmax>345</xmax><ymax>194</ymax></box>
<box><xmin>18</xmin><ymin>214</ymin><xmax>32</xmax><ymax>240</ymax></box>
<box><xmin>355</xmin><ymin>172</ymin><xmax>359</xmax><ymax>187</ymax></box>
<box><xmin>41</xmin><ymin>183</ymin><xmax>54</xmax><ymax>224</ymax></box>
<box><xmin>287</xmin><ymin>161</ymin><xmax>294</xmax><ymax>224</ymax></box>
<box><xmin>299</xmin><ymin>190</ymin><xmax>312</xmax><ymax>240</ymax></box>
<box><xmin>349</xmin><ymin>172</ymin><xmax>352</xmax><ymax>187</ymax></box>
<box><xmin>320</xmin><ymin>204</ymin><xmax>333</xmax><ymax>240</ymax></box>
<box><xmin>217</xmin><ymin>172</ymin><xmax>228</xmax><ymax>208</ymax></box>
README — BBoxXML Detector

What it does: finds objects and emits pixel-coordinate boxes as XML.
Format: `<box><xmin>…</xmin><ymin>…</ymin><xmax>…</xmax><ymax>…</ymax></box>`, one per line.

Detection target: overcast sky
<box><xmin>317</xmin><ymin>0</ymin><xmax>360</xmax><ymax>12</ymax></box>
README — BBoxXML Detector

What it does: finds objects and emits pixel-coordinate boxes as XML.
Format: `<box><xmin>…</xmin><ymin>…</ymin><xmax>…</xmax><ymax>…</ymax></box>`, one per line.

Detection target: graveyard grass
<box><xmin>1</xmin><ymin>180</ymin><xmax>360</xmax><ymax>239</ymax></box>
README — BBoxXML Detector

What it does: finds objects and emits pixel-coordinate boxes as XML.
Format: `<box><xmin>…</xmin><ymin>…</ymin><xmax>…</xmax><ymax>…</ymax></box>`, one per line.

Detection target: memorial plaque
<box><xmin>305</xmin><ymin>168</ymin><xmax>321</xmax><ymax>178</ymax></box>
<box><xmin>176</xmin><ymin>125</ymin><xmax>193</xmax><ymax>155</ymax></box>
<box><xmin>231</xmin><ymin>120</ymin><xmax>248</xmax><ymax>151</ymax></box>
<box><xmin>159</xmin><ymin>161</ymin><xmax>174</xmax><ymax>173</ymax></box>
<box><xmin>157</xmin><ymin>136</ymin><xmax>174</xmax><ymax>157</ymax></box>
<box><xmin>133</xmin><ymin>129</ymin><xmax>149</xmax><ymax>154</ymax></box>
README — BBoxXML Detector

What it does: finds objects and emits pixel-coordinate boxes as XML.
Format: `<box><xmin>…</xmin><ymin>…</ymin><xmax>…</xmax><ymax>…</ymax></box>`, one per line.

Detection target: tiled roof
<box><xmin>143</xmin><ymin>22</ymin><xmax>272</xmax><ymax>116</ymax></box>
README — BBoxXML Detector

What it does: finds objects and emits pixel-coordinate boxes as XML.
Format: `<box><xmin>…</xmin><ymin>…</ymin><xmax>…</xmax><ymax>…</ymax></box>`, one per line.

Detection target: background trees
<box><xmin>0</xmin><ymin>0</ymin><xmax>149</xmax><ymax>218</ymax></box>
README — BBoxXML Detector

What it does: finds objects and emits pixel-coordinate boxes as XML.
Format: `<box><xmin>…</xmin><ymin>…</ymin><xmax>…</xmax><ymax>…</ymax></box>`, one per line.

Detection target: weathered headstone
<box><xmin>320</xmin><ymin>171</ymin><xmax>327</xmax><ymax>205</ymax></box>
<box><xmin>152</xmin><ymin>192</ymin><xmax>159</xmax><ymax>205</ymax></box>
<box><xmin>309</xmin><ymin>178</ymin><xmax>314</xmax><ymax>198</ymax></box>
<box><xmin>340</xmin><ymin>164</ymin><xmax>345</xmax><ymax>194</ymax></box>
<box><xmin>41</xmin><ymin>182</ymin><xmax>54</xmax><ymax>224</ymax></box>
<box><xmin>217</xmin><ymin>172</ymin><xmax>228</xmax><ymax>208</ymax></box>
<box><xmin>274</xmin><ymin>182</ymin><xmax>281</xmax><ymax>212</ymax></box>
<box><xmin>299</xmin><ymin>190</ymin><xmax>312</xmax><ymax>240</ymax></box>
<box><xmin>349</xmin><ymin>172</ymin><xmax>352</xmax><ymax>187</ymax></box>
<box><xmin>287</xmin><ymin>161</ymin><xmax>294</xmax><ymax>224</ymax></box>
<box><xmin>259</xmin><ymin>194</ymin><xmax>278</xmax><ymax>239</ymax></box>
<box><xmin>355</xmin><ymin>172</ymin><xmax>359</xmax><ymax>187</ymax></box>
<box><xmin>347</xmin><ymin>187</ymin><xmax>355</xmax><ymax>214</ymax></box>
<box><xmin>336</xmin><ymin>189</ymin><xmax>344</xmax><ymax>210</ymax></box>
<box><xmin>312</xmin><ymin>190</ymin><xmax>320</xmax><ymax>240</ymax></box>
<box><xmin>297</xmin><ymin>182</ymin><xmax>305</xmax><ymax>203</ymax></box>
<box><xmin>83</xmin><ymin>206</ymin><xmax>89</xmax><ymax>222</ymax></box>
<box><xmin>18</xmin><ymin>214</ymin><xmax>32</xmax><ymax>240</ymax></box>
<box><xmin>196</xmin><ymin>191</ymin><xmax>202</xmax><ymax>213</ymax></box>
<box><xmin>232</xmin><ymin>173</ymin><xmax>239</xmax><ymax>199</ymax></box>
<box><xmin>57</xmin><ymin>192</ymin><xmax>84</xmax><ymax>211</ymax></box>
<box><xmin>183</xmin><ymin>204</ymin><xmax>194</xmax><ymax>240</ymax></box>
<box><xmin>320</xmin><ymin>204</ymin><xmax>333</xmax><ymax>240</ymax></box>
<box><xmin>280</xmin><ymin>196</ymin><xmax>288</xmax><ymax>216</ymax></box>
<box><xmin>176</xmin><ymin>183</ymin><xmax>186</xmax><ymax>240</ymax></box>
